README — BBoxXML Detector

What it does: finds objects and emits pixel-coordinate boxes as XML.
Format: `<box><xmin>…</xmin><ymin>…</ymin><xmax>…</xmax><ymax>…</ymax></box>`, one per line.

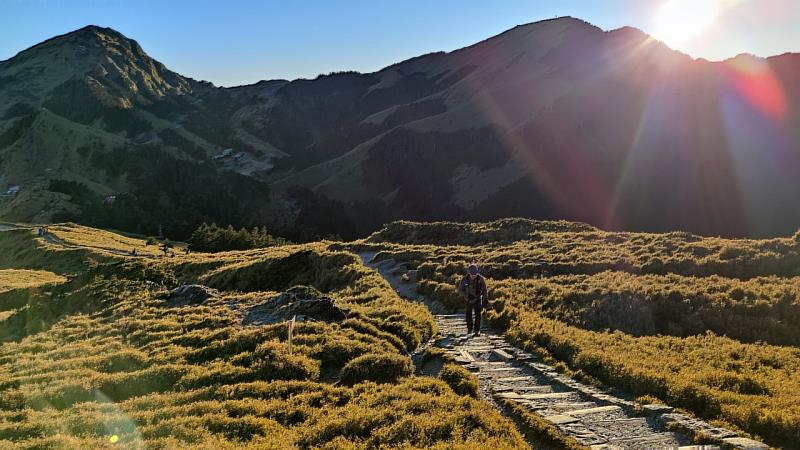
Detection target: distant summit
<box><xmin>0</xmin><ymin>24</ymin><xmax>196</xmax><ymax>118</ymax></box>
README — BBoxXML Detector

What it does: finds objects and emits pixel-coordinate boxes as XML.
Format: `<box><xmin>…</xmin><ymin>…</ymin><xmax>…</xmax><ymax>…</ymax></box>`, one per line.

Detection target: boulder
<box><xmin>244</xmin><ymin>285</ymin><xmax>346</xmax><ymax>325</ymax></box>
<box><xmin>165</xmin><ymin>284</ymin><xmax>220</xmax><ymax>306</ymax></box>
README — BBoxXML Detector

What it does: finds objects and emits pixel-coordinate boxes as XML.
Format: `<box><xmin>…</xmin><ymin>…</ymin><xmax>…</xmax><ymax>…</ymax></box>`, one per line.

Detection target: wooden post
<box><xmin>288</xmin><ymin>315</ymin><xmax>296</xmax><ymax>355</ymax></box>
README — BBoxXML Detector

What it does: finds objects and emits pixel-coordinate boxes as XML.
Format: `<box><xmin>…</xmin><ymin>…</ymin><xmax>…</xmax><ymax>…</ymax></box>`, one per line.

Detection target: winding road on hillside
<box><xmin>358</xmin><ymin>252</ymin><xmax>768</xmax><ymax>450</ymax></box>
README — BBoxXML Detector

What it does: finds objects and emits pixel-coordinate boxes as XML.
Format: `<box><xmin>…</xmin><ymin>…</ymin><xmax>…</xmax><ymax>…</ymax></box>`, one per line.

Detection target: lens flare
<box><xmin>722</xmin><ymin>56</ymin><xmax>787</xmax><ymax>120</ymax></box>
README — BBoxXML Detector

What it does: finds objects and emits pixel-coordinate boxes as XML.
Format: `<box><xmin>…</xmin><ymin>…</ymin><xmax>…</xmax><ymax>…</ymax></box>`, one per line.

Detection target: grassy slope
<box><xmin>0</xmin><ymin>224</ymin><xmax>526</xmax><ymax>449</ymax></box>
<box><xmin>0</xmin><ymin>270</ymin><xmax>66</xmax><ymax>293</ymax></box>
<box><xmin>363</xmin><ymin>218</ymin><xmax>800</xmax><ymax>448</ymax></box>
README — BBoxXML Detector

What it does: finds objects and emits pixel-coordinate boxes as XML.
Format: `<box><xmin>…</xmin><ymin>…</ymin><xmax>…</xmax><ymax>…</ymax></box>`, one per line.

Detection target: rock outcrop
<box><xmin>243</xmin><ymin>285</ymin><xmax>346</xmax><ymax>325</ymax></box>
<box><xmin>164</xmin><ymin>284</ymin><xmax>220</xmax><ymax>307</ymax></box>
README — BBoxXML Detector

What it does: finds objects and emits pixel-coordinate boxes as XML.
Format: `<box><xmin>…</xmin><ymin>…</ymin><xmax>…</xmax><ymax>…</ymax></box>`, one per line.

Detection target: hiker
<box><xmin>131</xmin><ymin>248</ymin><xmax>137</xmax><ymax>256</ymax></box>
<box><xmin>457</xmin><ymin>263</ymin><xmax>488</xmax><ymax>336</ymax></box>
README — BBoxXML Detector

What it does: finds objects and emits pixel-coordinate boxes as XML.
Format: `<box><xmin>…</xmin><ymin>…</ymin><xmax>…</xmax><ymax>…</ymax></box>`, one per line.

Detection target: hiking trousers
<box><xmin>465</xmin><ymin>300</ymin><xmax>482</xmax><ymax>333</ymax></box>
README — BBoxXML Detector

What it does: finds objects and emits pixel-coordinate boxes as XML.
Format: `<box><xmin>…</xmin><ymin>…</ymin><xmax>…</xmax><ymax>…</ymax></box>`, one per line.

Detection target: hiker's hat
<box><xmin>467</xmin><ymin>264</ymin><xmax>479</xmax><ymax>275</ymax></box>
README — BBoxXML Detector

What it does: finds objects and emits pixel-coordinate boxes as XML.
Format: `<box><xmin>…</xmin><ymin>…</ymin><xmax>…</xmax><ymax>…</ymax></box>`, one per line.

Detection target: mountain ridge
<box><xmin>1</xmin><ymin>18</ymin><xmax>800</xmax><ymax>240</ymax></box>
<box><xmin>7</xmin><ymin>17</ymin><xmax>790</xmax><ymax>85</ymax></box>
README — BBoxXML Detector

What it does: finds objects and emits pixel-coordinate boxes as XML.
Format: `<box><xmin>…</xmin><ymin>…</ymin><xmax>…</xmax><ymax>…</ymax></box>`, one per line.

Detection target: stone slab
<box><xmin>519</xmin><ymin>392</ymin><xmax>574</xmax><ymax>400</ymax></box>
<box><xmin>721</xmin><ymin>438</ymin><xmax>769</xmax><ymax>450</ymax></box>
<box><xmin>544</xmin><ymin>414</ymin><xmax>579</xmax><ymax>425</ymax></box>
<box><xmin>566</xmin><ymin>405</ymin><xmax>623</xmax><ymax>416</ymax></box>
<box><xmin>642</xmin><ymin>403</ymin><xmax>674</xmax><ymax>414</ymax></box>
<box><xmin>493</xmin><ymin>376</ymin><xmax>533</xmax><ymax>383</ymax></box>
<box><xmin>492</xmin><ymin>348</ymin><xmax>514</xmax><ymax>360</ymax></box>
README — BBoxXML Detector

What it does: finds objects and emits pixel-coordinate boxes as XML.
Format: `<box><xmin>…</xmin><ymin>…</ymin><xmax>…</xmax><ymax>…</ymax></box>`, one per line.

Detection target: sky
<box><xmin>1</xmin><ymin>0</ymin><xmax>798</xmax><ymax>87</ymax></box>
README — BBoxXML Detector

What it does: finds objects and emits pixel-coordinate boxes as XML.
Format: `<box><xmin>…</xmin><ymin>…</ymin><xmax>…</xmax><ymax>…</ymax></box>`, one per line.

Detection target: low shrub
<box><xmin>501</xmin><ymin>398</ymin><xmax>588</xmax><ymax>450</ymax></box>
<box><xmin>438</xmin><ymin>363</ymin><xmax>478</xmax><ymax>397</ymax></box>
<box><xmin>339</xmin><ymin>353</ymin><xmax>413</xmax><ymax>385</ymax></box>
<box><xmin>233</xmin><ymin>340</ymin><xmax>320</xmax><ymax>382</ymax></box>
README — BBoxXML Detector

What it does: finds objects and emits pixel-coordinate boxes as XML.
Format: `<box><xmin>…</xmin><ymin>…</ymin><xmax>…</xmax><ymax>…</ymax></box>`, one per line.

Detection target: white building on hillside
<box><xmin>2</xmin><ymin>186</ymin><xmax>20</xmax><ymax>197</ymax></box>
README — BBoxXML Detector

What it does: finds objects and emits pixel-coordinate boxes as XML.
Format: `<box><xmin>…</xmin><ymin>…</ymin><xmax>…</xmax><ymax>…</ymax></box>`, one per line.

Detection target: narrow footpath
<box><xmin>0</xmin><ymin>223</ymin><xmax>158</xmax><ymax>259</ymax></box>
<box><xmin>358</xmin><ymin>252</ymin><xmax>768</xmax><ymax>450</ymax></box>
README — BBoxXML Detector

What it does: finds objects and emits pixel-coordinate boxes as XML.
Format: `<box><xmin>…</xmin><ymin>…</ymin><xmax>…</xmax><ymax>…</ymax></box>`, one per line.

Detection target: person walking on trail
<box><xmin>457</xmin><ymin>263</ymin><xmax>488</xmax><ymax>336</ymax></box>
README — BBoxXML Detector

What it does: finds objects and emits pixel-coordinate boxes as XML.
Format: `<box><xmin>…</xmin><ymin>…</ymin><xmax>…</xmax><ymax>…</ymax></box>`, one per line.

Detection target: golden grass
<box><xmin>0</xmin><ymin>269</ymin><xmax>66</xmax><ymax>293</ymax></box>
<box><xmin>371</xmin><ymin>219</ymin><xmax>800</xmax><ymax>448</ymax></box>
<box><xmin>43</xmin><ymin>223</ymin><xmax>164</xmax><ymax>257</ymax></box>
<box><xmin>492</xmin><ymin>303</ymin><xmax>800</xmax><ymax>447</ymax></box>
<box><xmin>364</xmin><ymin>219</ymin><xmax>800</xmax><ymax>281</ymax></box>
<box><xmin>0</xmin><ymin>225</ymin><xmax>526</xmax><ymax>448</ymax></box>
<box><xmin>7</xmin><ymin>217</ymin><xmax>800</xmax><ymax>447</ymax></box>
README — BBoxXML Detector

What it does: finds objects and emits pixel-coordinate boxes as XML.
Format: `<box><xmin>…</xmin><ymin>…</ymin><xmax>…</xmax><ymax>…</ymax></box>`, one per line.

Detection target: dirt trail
<box><xmin>358</xmin><ymin>252</ymin><xmax>768</xmax><ymax>450</ymax></box>
<box><xmin>0</xmin><ymin>223</ymin><xmax>157</xmax><ymax>259</ymax></box>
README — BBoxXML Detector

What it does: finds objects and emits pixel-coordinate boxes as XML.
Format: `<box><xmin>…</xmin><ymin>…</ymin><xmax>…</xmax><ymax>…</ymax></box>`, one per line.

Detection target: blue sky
<box><xmin>1</xmin><ymin>0</ymin><xmax>798</xmax><ymax>87</ymax></box>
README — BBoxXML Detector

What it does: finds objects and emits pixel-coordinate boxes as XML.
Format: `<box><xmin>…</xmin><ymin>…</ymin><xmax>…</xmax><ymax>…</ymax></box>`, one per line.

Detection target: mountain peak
<box><xmin>4</xmin><ymin>24</ymin><xmax>136</xmax><ymax>64</ymax></box>
<box><xmin>513</xmin><ymin>16</ymin><xmax>602</xmax><ymax>33</ymax></box>
<box><xmin>0</xmin><ymin>24</ymin><xmax>195</xmax><ymax>118</ymax></box>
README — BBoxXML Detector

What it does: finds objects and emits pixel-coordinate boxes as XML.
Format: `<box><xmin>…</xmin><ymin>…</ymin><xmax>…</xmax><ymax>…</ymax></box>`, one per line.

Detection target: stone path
<box><xmin>358</xmin><ymin>252</ymin><xmax>769</xmax><ymax>450</ymax></box>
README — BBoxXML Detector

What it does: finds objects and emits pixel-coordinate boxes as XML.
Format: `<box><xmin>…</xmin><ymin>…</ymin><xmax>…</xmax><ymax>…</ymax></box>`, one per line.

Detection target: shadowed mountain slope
<box><xmin>1</xmin><ymin>18</ymin><xmax>799</xmax><ymax>239</ymax></box>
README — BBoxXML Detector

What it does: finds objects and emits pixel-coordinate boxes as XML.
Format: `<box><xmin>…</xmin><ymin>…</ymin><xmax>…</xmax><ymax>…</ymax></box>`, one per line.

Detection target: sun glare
<box><xmin>654</xmin><ymin>0</ymin><xmax>720</xmax><ymax>48</ymax></box>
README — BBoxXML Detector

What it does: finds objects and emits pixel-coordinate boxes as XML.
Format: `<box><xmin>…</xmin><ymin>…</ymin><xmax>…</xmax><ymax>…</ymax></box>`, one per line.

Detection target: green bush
<box><xmin>339</xmin><ymin>353</ymin><xmax>413</xmax><ymax>385</ymax></box>
<box><xmin>188</xmin><ymin>222</ymin><xmax>287</xmax><ymax>252</ymax></box>
<box><xmin>438</xmin><ymin>363</ymin><xmax>478</xmax><ymax>397</ymax></box>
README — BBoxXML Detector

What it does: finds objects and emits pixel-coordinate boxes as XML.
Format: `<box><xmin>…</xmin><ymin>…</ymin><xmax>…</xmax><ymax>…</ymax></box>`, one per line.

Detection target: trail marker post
<box><xmin>288</xmin><ymin>315</ymin><xmax>296</xmax><ymax>354</ymax></box>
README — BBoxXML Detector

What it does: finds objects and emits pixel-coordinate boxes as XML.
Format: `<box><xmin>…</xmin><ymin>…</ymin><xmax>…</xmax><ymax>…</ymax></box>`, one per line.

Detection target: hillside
<box><xmin>0</xmin><ymin>222</ymin><xmax>530</xmax><ymax>448</ymax></box>
<box><xmin>2</xmin><ymin>19</ymin><xmax>800</xmax><ymax>239</ymax></box>
<box><xmin>360</xmin><ymin>218</ymin><xmax>800</xmax><ymax>448</ymax></box>
<box><xmin>0</xmin><ymin>219</ymin><xmax>796</xmax><ymax>448</ymax></box>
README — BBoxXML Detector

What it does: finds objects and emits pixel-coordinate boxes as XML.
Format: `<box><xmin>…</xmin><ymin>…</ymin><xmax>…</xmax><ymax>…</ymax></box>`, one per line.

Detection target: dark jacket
<box><xmin>457</xmin><ymin>274</ymin><xmax>488</xmax><ymax>306</ymax></box>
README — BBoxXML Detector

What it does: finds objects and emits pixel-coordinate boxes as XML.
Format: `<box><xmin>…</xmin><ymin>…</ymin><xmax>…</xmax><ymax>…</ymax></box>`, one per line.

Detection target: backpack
<box><xmin>460</xmin><ymin>274</ymin><xmax>486</xmax><ymax>305</ymax></box>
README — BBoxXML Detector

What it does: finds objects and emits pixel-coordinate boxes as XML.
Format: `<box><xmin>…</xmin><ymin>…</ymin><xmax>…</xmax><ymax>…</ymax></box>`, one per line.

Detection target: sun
<box><xmin>653</xmin><ymin>0</ymin><xmax>720</xmax><ymax>47</ymax></box>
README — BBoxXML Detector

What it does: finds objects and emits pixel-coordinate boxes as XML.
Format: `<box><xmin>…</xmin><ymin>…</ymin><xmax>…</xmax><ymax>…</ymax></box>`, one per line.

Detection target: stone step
<box><xmin>520</xmin><ymin>392</ymin><xmax>577</xmax><ymax>401</ymax></box>
<box><xmin>461</xmin><ymin>346</ymin><xmax>494</xmax><ymax>352</ymax></box>
<box><xmin>564</xmin><ymin>405</ymin><xmax>623</xmax><ymax>417</ymax></box>
<box><xmin>492</xmin><ymin>384</ymin><xmax>555</xmax><ymax>394</ymax></box>
<box><xmin>544</xmin><ymin>414</ymin><xmax>579</xmax><ymax>425</ymax></box>
<box><xmin>458</xmin><ymin>349</ymin><xmax>475</xmax><ymax>362</ymax></box>
<box><xmin>721</xmin><ymin>437</ymin><xmax>769</xmax><ymax>450</ymax></box>
<box><xmin>498</xmin><ymin>391</ymin><xmax>575</xmax><ymax>401</ymax></box>
<box><xmin>642</xmin><ymin>403</ymin><xmax>674</xmax><ymax>415</ymax></box>
<box><xmin>492</xmin><ymin>348</ymin><xmax>514</xmax><ymax>361</ymax></box>
<box><xmin>482</xmin><ymin>367</ymin><xmax>523</xmax><ymax>374</ymax></box>
<box><xmin>492</xmin><ymin>376</ymin><xmax>534</xmax><ymax>383</ymax></box>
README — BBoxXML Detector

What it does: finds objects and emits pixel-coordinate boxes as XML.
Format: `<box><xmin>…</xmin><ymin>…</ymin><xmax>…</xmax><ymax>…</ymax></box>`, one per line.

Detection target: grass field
<box><xmin>0</xmin><ymin>223</ymin><xmax>526</xmax><ymax>448</ymax></box>
<box><xmin>0</xmin><ymin>269</ymin><xmax>66</xmax><ymax>293</ymax></box>
<box><xmin>363</xmin><ymin>219</ymin><xmax>800</xmax><ymax>448</ymax></box>
<box><xmin>2</xmin><ymin>218</ymin><xmax>799</xmax><ymax>448</ymax></box>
